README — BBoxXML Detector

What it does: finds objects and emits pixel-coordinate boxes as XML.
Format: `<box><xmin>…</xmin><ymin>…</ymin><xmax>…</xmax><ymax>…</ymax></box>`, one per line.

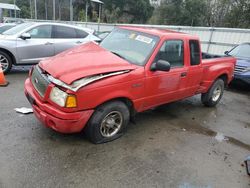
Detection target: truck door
<box><xmin>180</xmin><ymin>40</ymin><xmax>203</xmax><ymax>97</ymax></box>
<box><xmin>144</xmin><ymin>40</ymin><xmax>187</xmax><ymax>109</ymax></box>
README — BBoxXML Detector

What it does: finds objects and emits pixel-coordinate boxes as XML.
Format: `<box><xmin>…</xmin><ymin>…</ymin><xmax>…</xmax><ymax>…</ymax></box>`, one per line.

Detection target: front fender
<box><xmin>76</xmin><ymin>78</ymin><xmax>145</xmax><ymax>112</ymax></box>
<box><xmin>0</xmin><ymin>40</ymin><xmax>18</xmax><ymax>63</ymax></box>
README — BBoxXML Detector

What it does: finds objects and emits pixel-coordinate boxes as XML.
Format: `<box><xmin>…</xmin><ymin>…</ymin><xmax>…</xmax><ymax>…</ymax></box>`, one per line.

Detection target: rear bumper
<box><xmin>24</xmin><ymin>78</ymin><xmax>94</xmax><ymax>133</ymax></box>
<box><xmin>234</xmin><ymin>74</ymin><xmax>250</xmax><ymax>84</ymax></box>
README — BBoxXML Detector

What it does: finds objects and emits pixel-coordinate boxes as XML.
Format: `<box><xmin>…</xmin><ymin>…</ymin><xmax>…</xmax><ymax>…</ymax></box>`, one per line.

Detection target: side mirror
<box><xmin>95</xmin><ymin>39</ymin><xmax>102</xmax><ymax>44</ymax></box>
<box><xmin>224</xmin><ymin>51</ymin><xmax>229</xmax><ymax>55</ymax></box>
<box><xmin>20</xmin><ymin>33</ymin><xmax>31</xmax><ymax>40</ymax></box>
<box><xmin>151</xmin><ymin>60</ymin><xmax>171</xmax><ymax>72</ymax></box>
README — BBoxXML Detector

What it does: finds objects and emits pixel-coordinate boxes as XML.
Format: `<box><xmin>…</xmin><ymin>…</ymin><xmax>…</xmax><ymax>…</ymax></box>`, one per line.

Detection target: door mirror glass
<box><xmin>151</xmin><ymin>60</ymin><xmax>171</xmax><ymax>72</ymax></box>
<box><xmin>20</xmin><ymin>33</ymin><xmax>31</xmax><ymax>40</ymax></box>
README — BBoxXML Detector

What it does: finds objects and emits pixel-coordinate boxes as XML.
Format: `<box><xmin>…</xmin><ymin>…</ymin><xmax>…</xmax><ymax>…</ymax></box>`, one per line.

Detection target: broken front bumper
<box><xmin>24</xmin><ymin>78</ymin><xmax>94</xmax><ymax>134</ymax></box>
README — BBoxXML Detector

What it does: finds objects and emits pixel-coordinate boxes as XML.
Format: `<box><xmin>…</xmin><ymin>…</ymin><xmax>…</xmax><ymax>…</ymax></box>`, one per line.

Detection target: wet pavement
<box><xmin>1</xmin><ymin>66</ymin><xmax>250</xmax><ymax>188</ymax></box>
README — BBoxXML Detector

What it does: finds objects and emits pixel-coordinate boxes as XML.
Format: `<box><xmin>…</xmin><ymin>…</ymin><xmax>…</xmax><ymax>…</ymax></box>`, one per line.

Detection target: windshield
<box><xmin>228</xmin><ymin>44</ymin><xmax>250</xmax><ymax>59</ymax></box>
<box><xmin>100</xmin><ymin>28</ymin><xmax>159</xmax><ymax>66</ymax></box>
<box><xmin>3</xmin><ymin>22</ymin><xmax>34</xmax><ymax>35</ymax></box>
<box><xmin>0</xmin><ymin>25</ymin><xmax>15</xmax><ymax>34</ymax></box>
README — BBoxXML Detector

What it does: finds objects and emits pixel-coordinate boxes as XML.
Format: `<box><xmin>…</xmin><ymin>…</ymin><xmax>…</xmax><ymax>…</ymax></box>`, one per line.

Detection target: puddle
<box><xmin>169</xmin><ymin>118</ymin><xmax>250</xmax><ymax>151</ymax></box>
<box><xmin>142</xmin><ymin>105</ymin><xmax>250</xmax><ymax>151</ymax></box>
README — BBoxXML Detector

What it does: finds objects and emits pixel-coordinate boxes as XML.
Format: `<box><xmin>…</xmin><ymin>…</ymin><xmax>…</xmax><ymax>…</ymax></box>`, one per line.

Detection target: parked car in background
<box><xmin>25</xmin><ymin>26</ymin><xmax>236</xmax><ymax>143</ymax></box>
<box><xmin>3</xmin><ymin>18</ymin><xmax>24</xmax><ymax>24</ymax></box>
<box><xmin>225</xmin><ymin>43</ymin><xmax>250</xmax><ymax>85</ymax></box>
<box><xmin>0</xmin><ymin>23</ymin><xmax>16</xmax><ymax>34</ymax></box>
<box><xmin>0</xmin><ymin>22</ymin><xmax>100</xmax><ymax>73</ymax></box>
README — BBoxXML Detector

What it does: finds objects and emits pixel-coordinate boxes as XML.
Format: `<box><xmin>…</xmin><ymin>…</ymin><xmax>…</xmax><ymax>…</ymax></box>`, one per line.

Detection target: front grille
<box><xmin>31</xmin><ymin>65</ymin><xmax>50</xmax><ymax>97</ymax></box>
<box><xmin>234</xmin><ymin>65</ymin><xmax>247</xmax><ymax>74</ymax></box>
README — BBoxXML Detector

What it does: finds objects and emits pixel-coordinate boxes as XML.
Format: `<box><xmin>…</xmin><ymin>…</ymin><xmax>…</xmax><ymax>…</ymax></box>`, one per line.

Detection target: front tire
<box><xmin>84</xmin><ymin>101</ymin><xmax>130</xmax><ymax>144</ymax></box>
<box><xmin>0</xmin><ymin>51</ymin><xmax>12</xmax><ymax>74</ymax></box>
<box><xmin>201</xmin><ymin>79</ymin><xmax>225</xmax><ymax>107</ymax></box>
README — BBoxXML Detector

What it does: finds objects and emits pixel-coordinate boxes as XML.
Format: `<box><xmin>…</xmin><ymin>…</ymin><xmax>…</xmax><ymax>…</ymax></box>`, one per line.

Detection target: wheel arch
<box><xmin>0</xmin><ymin>48</ymin><xmax>16</xmax><ymax>65</ymax></box>
<box><xmin>95</xmin><ymin>97</ymin><xmax>137</xmax><ymax>119</ymax></box>
<box><xmin>217</xmin><ymin>73</ymin><xmax>229</xmax><ymax>86</ymax></box>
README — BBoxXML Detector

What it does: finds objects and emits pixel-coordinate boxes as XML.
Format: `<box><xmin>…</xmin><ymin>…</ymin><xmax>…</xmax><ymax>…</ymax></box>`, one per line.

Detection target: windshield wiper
<box><xmin>110</xmin><ymin>51</ymin><xmax>138</xmax><ymax>65</ymax></box>
<box><xmin>111</xmin><ymin>51</ymin><xmax>128</xmax><ymax>61</ymax></box>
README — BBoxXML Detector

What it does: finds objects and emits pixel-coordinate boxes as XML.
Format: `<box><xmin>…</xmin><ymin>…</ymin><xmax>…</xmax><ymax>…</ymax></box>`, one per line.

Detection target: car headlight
<box><xmin>49</xmin><ymin>87</ymin><xmax>77</xmax><ymax>108</ymax></box>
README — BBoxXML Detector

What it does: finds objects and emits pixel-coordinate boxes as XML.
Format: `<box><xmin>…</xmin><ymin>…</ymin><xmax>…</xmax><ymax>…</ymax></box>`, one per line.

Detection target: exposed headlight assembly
<box><xmin>49</xmin><ymin>87</ymin><xmax>77</xmax><ymax>108</ymax></box>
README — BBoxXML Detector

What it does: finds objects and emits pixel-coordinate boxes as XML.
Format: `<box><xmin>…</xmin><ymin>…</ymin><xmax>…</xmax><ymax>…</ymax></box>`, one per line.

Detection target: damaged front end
<box><xmin>48</xmin><ymin>70</ymin><xmax>130</xmax><ymax>92</ymax></box>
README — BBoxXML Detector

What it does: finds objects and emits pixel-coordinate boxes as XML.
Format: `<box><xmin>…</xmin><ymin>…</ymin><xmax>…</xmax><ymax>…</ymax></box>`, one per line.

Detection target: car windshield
<box><xmin>228</xmin><ymin>44</ymin><xmax>250</xmax><ymax>59</ymax></box>
<box><xmin>3</xmin><ymin>22</ymin><xmax>34</xmax><ymax>35</ymax></box>
<box><xmin>0</xmin><ymin>25</ymin><xmax>15</xmax><ymax>34</ymax></box>
<box><xmin>100</xmin><ymin>28</ymin><xmax>159</xmax><ymax>66</ymax></box>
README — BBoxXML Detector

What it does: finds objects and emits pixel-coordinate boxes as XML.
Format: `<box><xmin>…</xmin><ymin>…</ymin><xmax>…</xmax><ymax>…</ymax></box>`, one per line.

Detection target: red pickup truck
<box><xmin>24</xmin><ymin>26</ymin><xmax>236</xmax><ymax>144</ymax></box>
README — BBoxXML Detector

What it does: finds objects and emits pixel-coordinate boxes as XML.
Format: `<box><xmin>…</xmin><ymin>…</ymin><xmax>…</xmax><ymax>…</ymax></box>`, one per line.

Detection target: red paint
<box><xmin>24</xmin><ymin>27</ymin><xmax>236</xmax><ymax>133</ymax></box>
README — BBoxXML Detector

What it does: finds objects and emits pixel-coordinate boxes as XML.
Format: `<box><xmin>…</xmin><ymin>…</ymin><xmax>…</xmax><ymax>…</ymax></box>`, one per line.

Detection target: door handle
<box><xmin>181</xmin><ymin>72</ymin><xmax>187</xmax><ymax>77</ymax></box>
<box><xmin>45</xmin><ymin>42</ymin><xmax>53</xmax><ymax>45</ymax></box>
<box><xmin>76</xmin><ymin>41</ymin><xmax>83</xmax><ymax>44</ymax></box>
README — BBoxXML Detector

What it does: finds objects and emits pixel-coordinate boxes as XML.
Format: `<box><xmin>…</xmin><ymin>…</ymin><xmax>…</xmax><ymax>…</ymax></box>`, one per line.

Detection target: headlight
<box><xmin>49</xmin><ymin>87</ymin><xmax>77</xmax><ymax>108</ymax></box>
<box><xmin>50</xmin><ymin>87</ymin><xmax>68</xmax><ymax>107</ymax></box>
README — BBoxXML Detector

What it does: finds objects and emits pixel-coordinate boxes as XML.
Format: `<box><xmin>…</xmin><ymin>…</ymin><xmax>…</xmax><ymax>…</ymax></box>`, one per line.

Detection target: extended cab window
<box><xmin>155</xmin><ymin>40</ymin><xmax>184</xmax><ymax>68</ymax></box>
<box><xmin>190</xmin><ymin>40</ymin><xmax>201</xmax><ymax>65</ymax></box>
<box><xmin>27</xmin><ymin>25</ymin><xmax>52</xmax><ymax>38</ymax></box>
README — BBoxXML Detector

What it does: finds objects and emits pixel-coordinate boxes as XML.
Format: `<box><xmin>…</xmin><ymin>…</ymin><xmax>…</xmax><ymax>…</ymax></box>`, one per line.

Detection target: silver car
<box><xmin>0</xmin><ymin>22</ymin><xmax>100</xmax><ymax>73</ymax></box>
<box><xmin>0</xmin><ymin>23</ymin><xmax>16</xmax><ymax>34</ymax></box>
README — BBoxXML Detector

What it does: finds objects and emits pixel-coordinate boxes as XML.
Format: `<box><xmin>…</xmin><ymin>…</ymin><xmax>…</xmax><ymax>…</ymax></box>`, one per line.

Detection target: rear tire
<box><xmin>84</xmin><ymin>101</ymin><xmax>130</xmax><ymax>144</ymax></box>
<box><xmin>0</xmin><ymin>51</ymin><xmax>12</xmax><ymax>74</ymax></box>
<box><xmin>201</xmin><ymin>79</ymin><xmax>225</xmax><ymax>107</ymax></box>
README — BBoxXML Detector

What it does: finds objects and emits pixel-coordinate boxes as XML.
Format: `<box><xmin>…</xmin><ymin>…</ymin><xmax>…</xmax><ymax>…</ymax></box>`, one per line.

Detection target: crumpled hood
<box><xmin>39</xmin><ymin>42</ymin><xmax>138</xmax><ymax>85</ymax></box>
<box><xmin>236</xmin><ymin>58</ymin><xmax>250</xmax><ymax>67</ymax></box>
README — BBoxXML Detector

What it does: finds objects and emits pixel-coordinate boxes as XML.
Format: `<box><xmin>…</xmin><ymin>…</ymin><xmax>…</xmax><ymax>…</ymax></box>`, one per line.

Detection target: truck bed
<box><xmin>200</xmin><ymin>54</ymin><xmax>236</xmax><ymax>93</ymax></box>
<box><xmin>202</xmin><ymin>52</ymin><xmax>227</xmax><ymax>59</ymax></box>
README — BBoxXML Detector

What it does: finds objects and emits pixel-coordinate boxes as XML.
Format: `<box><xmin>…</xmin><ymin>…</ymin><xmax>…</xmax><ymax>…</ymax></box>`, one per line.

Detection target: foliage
<box><xmin>16</xmin><ymin>0</ymin><xmax>30</xmax><ymax>18</ymax></box>
<box><xmin>102</xmin><ymin>0</ymin><xmax>154</xmax><ymax>23</ymax></box>
<box><xmin>149</xmin><ymin>0</ymin><xmax>250</xmax><ymax>28</ymax></box>
<box><xmin>1</xmin><ymin>0</ymin><xmax>250</xmax><ymax>28</ymax></box>
<box><xmin>224</xmin><ymin>0</ymin><xmax>250</xmax><ymax>28</ymax></box>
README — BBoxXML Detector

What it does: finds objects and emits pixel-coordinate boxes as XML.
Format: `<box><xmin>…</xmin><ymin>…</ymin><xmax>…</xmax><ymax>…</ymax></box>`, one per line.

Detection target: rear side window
<box><xmin>76</xmin><ymin>29</ymin><xmax>88</xmax><ymax>38</ymax></box>
<box><xmin>54</xmin><ymin>26</ymin><xmax>77</xmax><ymax>38</ymax></box>
<box><xmin>155</xmin><ymin>40</ymin><xmax>184</xmax><ymax>68</ymax></box>
<box><xmin>189</xmin><ymin>40</ymin><xmax>201</xmax><ymax>65</ymax></box>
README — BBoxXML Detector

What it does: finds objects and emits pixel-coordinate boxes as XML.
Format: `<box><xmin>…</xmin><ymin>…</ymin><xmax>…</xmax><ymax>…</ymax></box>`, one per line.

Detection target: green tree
<box><xmin>16</xmin><ymin>0</ymin><xmax>30</xmax><ymax>18</ymax></box>
<box><xmin>102</xmin><ymin>0</ymin><xmax>154</xmax><ymax>23</ymax></box>
<box><xmin>149</xmin><ymin>0</ymin><xmax>184</xmax><ymax>25</ymax></box>
<box><xmin>181</xmin><ymin>0</ymin><xmax>207</xmax><ymax>26</ymax></box>
<box><xmin>225</xmin><ymin>0</ymin><xmax>250</xmax><ymax>28</ymax></box>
